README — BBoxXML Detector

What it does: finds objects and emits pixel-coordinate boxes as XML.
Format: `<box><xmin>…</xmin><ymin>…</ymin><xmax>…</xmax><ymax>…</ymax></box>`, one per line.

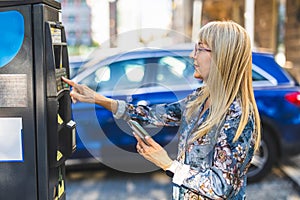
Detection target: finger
<box><xmin>71</xmin><ymin>85</ymin><xmax>84</xmax><ymax>96</ymax></box>
<box><xmin>62</xmin><ymin>77</ymin><xmax>76</xmax><ymax>87</ymax></box>
<box><xmin>139</xmin><ymin>139</ymin><xmax>150</xmax><ymax>150</ymax></box>
<box><xmin>136</xmin><ymin>143</ymin><xmax>143</xmax><ymax>150</ymax></box>
<box><xmin>132</xmin><ymin>132</ymin><xmax>150</xmax><ymax>149</ymax></box>
<box><xmin>71</xmin><ymin>96</ymin><xmax>77</xmax><ymax>104</ymax></box>
<box><xmin>133</xmin><ymin>132</ymin><xmax>144</xmax><ymax>144</ymax></box>
<box><xmin>70</xmin><ymin>91</ymin><xmax>79</xmax><ymax>102</ymax></box>
<box><xmin>136</xmin><ymin>143</ymin><xmax>144</xmax><ymax>154</ymax></box>
<box><xmin>70</xmin><ymin>90</ymin><xmax>85</xmax><ymax>102</ymax></box>
<box><xmin>136</xmin><ymin>144</ymin><xmax>141</xmax><ymax>152</ymax></box>
<box><xmin>144</xmin><ymin>136</ymin><xmax>160</xmax><ymax>148</ymax></box>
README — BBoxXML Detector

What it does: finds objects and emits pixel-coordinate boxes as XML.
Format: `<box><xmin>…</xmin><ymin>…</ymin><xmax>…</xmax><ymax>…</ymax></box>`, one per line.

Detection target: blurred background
<box><xmin>59</xmin><ymin>0</ymin><xmax>300</xmax><ymax>81</ymax></box>
<box><xmin>56</xmin><ymin>0</ymin><xmax>300</xmax><ymax>199</ymax></box>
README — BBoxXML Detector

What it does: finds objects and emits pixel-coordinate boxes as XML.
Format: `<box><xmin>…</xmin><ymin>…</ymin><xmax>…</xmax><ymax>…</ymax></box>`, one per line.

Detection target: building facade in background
<box><xmin>200</xmin><ymin>0</ymin><xmax>300</xmax><ymax>81</ymax></box>
<box><xmin>60</xmin><ymin>0</ymin><xmax>92</xmax><ymax>46</ymax></box>
<box><xmin>285</xmin><ymin>0</ymin><xmax>300</xmax><ymax>80</ymax></box>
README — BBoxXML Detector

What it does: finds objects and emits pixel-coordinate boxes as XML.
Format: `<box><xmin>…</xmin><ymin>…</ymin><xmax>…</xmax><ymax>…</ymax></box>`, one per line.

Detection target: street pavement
<box><xmin>281</xmin><ymin>155</ymin><xmax>300</xmax><ymax>191</ymax></box>
<box><xmin>65</xmin><ymin>156</ymin><xmax>300</xmax><ymax>200</ymax></box>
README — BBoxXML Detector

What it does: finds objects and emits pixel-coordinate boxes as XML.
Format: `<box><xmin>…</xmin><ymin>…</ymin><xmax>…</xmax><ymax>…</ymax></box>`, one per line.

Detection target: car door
<box><xmin>71</xmin><ymin>57</ymin><xmax>149</xmax><ymax>159</ymax></box>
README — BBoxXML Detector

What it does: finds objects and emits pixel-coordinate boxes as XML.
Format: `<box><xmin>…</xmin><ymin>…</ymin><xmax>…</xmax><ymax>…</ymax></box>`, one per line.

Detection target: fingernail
<box><xmin>145</xmin><ymin>136</ymin><xmax>150</xmax><ymax>139</ymax></box>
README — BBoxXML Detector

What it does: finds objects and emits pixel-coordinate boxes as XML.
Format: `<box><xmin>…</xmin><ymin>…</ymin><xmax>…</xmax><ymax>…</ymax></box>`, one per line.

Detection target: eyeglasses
<box><xmin>194</xmin><ymin>43</ymin><xmax>211</xmax><ymax>56</ymax></box>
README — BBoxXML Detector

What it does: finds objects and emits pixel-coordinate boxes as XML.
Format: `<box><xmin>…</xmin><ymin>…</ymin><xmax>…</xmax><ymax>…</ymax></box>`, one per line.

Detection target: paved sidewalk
<box><xmin>66</xmin><ymin>166</ymin><xmax>300</xmax><ymax>200</ymax></box>
<box><xmin>281</xmin><ymin>155</ymin><xmax>300</xmax><ymax>191</ymax></box>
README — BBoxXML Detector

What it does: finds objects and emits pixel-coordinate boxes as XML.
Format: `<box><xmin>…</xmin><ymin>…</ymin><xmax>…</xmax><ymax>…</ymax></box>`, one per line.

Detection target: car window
<box><xmin>156</xmin><ymin>56</ymin><xmax>199</xmax><ymax>87</ymax></box>
<box><xmin>79</xmin><ymin>59</ymin><xmax>146</xmax><ymax>92</ymax></box>
<box><xmin>252</xmin><ymin>64</ymin><xmax>278</xmax><ymax>86</ymax></box>
<box><xmin>252</xmin><ymin>69</ymin><xmax>267</xmax><ymax>81</ymax></box>
<box><xmin>69</xmin><ymin>61</ymin><xmax>86</xmax><ymax>78</ymax></box>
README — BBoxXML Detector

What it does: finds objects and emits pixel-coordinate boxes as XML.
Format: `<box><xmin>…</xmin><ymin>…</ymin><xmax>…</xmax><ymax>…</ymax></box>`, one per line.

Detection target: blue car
<box><xmin>69</xmin><ymin>56</ymin><xmax>87</xmax><ymax>79</ymax></box>
<box><xmin>67</xmin><ymin>45</ymin><xmax>300</xmax><ymax>182</ymax></box>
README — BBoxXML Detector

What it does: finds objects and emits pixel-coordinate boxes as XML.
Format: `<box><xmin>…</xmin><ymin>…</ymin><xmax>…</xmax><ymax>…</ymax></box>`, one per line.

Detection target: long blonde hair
<box><xmin>186</xmin><ymin>21</ymin><xmax>261</xmax><ymax>150</ymax></box>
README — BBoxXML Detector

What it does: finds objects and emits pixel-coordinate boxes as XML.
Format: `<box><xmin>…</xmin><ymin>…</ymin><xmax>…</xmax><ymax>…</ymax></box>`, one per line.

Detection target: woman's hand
<box><xmin>62</xmin><ymin>77</ymin><xmax>118</xmax><ymax>113</ymax></box>
<box><xmin>62</xmin><ymin>77</ymin><xmax>97</xmax><ymax>104</ymax></box>
<box><xmin>134</xmin><ymin>133</ymin><xmax>173</xmax><ymax>171</ymax></box>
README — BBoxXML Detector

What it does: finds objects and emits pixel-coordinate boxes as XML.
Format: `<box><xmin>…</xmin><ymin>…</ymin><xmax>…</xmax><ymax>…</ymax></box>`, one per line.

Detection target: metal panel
<box><xmin>0</xmin><ymin>5</ymin><xmax>38</xmax><ymax>200</ymax></box>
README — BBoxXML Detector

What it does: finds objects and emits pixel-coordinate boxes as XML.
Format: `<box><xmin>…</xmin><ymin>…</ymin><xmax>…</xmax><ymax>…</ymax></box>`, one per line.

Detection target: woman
<box><xmin>63</xmin><ymin>21</ymin><xmax>261</xmax><ymax>199</ymax></box>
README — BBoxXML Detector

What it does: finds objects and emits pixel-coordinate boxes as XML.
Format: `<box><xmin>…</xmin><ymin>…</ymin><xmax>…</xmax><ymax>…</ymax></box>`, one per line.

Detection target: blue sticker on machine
<box><xmin>0</xmin><ymin>11</ymin><xmax>24</xmax><ymax>68</ymax></box>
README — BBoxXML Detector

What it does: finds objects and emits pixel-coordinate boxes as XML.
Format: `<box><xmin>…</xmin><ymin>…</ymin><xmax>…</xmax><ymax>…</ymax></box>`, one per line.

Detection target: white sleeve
<box><xmin>167</xmin><ymin>160</ymin><xmax>191</xmax><ymax>186</ymax></box>
<box><xmin>113</xmin><ymin>100</ymin><xmax>127</xmax><ymax>119</ymax></box>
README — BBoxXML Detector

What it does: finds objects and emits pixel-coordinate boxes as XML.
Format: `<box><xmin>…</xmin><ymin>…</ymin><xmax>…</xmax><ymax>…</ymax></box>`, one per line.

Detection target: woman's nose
<box><xmin>189</xmin><ymin>51</ymin><xmax>195</xmax><ymax>59</ymax></box>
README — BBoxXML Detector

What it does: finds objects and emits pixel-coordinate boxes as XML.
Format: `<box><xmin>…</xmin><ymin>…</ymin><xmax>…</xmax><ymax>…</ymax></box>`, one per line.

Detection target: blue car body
<box><xmin>68</xmin><ymin>47</ymin><xmax>300</xmax><ymax>182</ymax></box>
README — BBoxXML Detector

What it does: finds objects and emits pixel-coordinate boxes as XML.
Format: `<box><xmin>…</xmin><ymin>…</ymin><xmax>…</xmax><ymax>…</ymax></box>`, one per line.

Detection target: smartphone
<box><xmin>127</xmin><ymin>120</ymin><xmax>151</xmax><ymax>145</ymax></box>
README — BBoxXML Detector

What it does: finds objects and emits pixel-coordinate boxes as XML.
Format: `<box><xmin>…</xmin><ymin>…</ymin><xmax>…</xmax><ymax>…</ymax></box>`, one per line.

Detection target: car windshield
<box><xmin>79</xmin><ymin>58</ymin><xmax>146</xmax><ymax>92</ymax></box>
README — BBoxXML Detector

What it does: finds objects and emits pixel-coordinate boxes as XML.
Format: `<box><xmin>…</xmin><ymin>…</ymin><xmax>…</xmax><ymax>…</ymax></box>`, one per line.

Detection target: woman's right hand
<box><xmin>62</xmin><ymin>77</ymin><xmax>118</xmax><ymax>113</ymax></box>
<box><xmin>62</xmin><ymin>77</ymin><xmax>98</xmax><ymax>104</ymax></box>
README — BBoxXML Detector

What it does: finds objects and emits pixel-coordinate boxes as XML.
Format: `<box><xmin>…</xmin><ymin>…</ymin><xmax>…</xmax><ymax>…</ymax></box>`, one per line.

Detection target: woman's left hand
<box><xmin>133</xmin><ymin>133</ymin><xmax>173</xmax><ymax>171</ymax></box>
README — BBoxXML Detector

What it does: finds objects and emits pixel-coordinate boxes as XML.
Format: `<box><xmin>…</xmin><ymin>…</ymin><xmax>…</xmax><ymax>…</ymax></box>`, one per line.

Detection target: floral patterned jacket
<box><xmin>113</xmin><ymin>87</ymin><xmax>257</xmax><ymax>200</ymax></box>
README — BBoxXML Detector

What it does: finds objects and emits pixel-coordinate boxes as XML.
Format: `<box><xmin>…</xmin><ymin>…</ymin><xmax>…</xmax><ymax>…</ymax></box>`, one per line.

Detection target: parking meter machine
<box><xmin>0</xmin><ymin>1</ymin><xmax>76</xmax><ymax>200</ymax></box>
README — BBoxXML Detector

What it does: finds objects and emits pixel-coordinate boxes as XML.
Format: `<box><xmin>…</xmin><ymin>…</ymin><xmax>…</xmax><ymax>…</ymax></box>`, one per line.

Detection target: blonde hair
<box><xmin>186</xmin><ymin>21</ymin><xmax>261</xmax><ymax>150</ymax></box>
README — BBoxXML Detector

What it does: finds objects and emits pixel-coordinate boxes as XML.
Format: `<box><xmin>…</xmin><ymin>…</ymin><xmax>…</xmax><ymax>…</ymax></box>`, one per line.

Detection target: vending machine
<box><xmin>0</xmin><ymin>1</ymin><xmax>76</xmax><ymax>199</ymax></box>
